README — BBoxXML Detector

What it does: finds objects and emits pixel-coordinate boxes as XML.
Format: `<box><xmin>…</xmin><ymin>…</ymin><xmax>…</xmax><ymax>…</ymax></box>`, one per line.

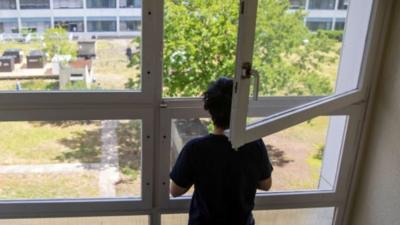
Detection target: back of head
<box><xmin>203</xmin><ymin>77</ymin><xmax>234</xmax><ymax>130</ymax></box>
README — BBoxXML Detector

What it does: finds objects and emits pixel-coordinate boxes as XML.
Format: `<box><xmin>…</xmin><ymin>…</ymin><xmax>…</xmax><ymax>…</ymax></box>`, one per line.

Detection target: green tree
<box><xmin>43</xmin><ymin>27</ymin><xmax>77</xmax><ymax>59</ymax></box>
<box><xmin>161</xmin><ymin>0</ymin><xmax>339</xmax><ymax>97</ymax></box>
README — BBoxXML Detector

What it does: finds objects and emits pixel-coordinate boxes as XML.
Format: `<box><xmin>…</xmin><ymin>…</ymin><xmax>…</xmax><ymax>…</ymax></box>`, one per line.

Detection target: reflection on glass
<box><xmin>163</xmin><ymin>0</ymin><xmax>239</xmax><ymax>97</ymax></box>
<box><xmin>162</xmin><ymin>208</ymin><xmax>334</xmax><ymax>225</ymax></box>
<box><xmin>0</xmin><ymin>120</ymin><xmax>142</xmax><ymax>199</ymax></box>
<box><xmin>1</xmin><ymin>216</ymin><xmax>149</xmax><ymax>225</ymax></box>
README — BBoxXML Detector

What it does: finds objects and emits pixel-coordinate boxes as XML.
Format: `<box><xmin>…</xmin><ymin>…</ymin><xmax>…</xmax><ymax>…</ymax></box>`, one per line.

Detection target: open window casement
<box><xmin>229</xmin><ymin>0</ymin><xmax>374</xmax><ymax>149</ymax></box>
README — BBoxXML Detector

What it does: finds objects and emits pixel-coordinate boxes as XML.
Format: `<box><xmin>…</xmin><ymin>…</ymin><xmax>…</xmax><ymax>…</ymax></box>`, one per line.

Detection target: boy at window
<box><xmin>170</xmin><ymin>77</ymin><xmax>273</xmax><ymax>225</ymax></box>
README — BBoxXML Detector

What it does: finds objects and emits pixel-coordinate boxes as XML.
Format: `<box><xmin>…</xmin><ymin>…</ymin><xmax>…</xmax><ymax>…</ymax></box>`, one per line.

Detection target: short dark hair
<box><xmin>203</xmin><ymin>77</ymin><xmax>234</xmax><ymax>130</ymax></box>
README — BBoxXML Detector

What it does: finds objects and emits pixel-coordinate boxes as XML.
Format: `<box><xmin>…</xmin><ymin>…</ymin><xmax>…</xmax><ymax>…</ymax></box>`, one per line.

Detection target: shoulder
<box><xmin>182</xmin><ymin>135</ymin><xmax>213</xmax><ymax>151</ymax></box>
<box><xmin>239</xmin><ymin>139</ymin><xmax>266</xmax><ymax>153</ymax></box>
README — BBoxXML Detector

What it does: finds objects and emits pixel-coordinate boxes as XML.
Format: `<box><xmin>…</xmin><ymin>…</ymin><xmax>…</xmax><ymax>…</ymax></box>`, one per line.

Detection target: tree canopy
<box><xmin>130</xmin><ymin>0</ymin><xmax>341</xmax><ymax>96</ymax></box>
<box><xmin>43</xmin><ymin>27</ymin><xmax>78</xmax><ymax>59</ymax></box>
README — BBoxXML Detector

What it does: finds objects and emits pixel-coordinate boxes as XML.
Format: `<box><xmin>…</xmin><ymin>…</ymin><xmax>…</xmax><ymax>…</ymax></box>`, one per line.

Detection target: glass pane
<box><xmin>0</xmin><ymin>2</ymin><xmax>142</xmax><ymax>91</ymax></box>
<box><xmin>251</xmin><ymin>0</ymin><xmax>349</xmax><ymax>97</ymax></box>
<box><xmin>162</xmin><ymin>208</ymin><xmax>334</xmax><ymax>225</ymax></box>
<box><xmin>20</xmin><ymin>0</ymin><xmax>50</xmax><ymax>9</ymax></box>
<box><xmin>308</xmin><ymin>0</ymin><xmax>335</xmax><ymax>9</ymax></box>
<box><xmin>53</xmin><ymin>0</ymin><xmax>83</xmax><ymax>9</ymax></box>
<box><xmin>163</xmin><ymin>0</ymin><xmax>239</xmax><ymax>97</ymax></box>
<box><xmin>170</xmin><ymin>118</ymin><xmax>211</xmax><ymax>197</ymax></box>
<box><xmin>1</xmin><ymin>215</ymin><xmax>149</xmax><ymax>225</ymax></box>
<box><xmin>255</xmin><ymin>116</ymin><xmax>343</xmax><ymax>192</ymax></box>
<box><xmin>169</xmin><ymin>116</ymin><xmax>345</xmax><ymax>195</ymax></box>
<box><xmin>0</xmin><ymin>120</ymin><xmax>142</xmax><ymax>199</ymax></box>
<box><xmin>0</xmin><ymin>0</ymin><xmax>16</xmax><ymax>9</ymax></box>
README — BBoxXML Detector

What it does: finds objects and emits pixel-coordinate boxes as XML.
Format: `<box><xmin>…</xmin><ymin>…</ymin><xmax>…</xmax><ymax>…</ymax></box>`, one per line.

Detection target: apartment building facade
<box><xmin>290</xmin><ymin>0</ymin><xmax>349</xmax><ymax>31</ymax></box>
<box><xmin>0</xmin><ymin>0</ymin><xmax>141</xmax><ymax>38</ymax></box>
<box><xmin>0</xmin><ymin>0</ymin><xmax>347</xmax><ymax>38</ymax></box>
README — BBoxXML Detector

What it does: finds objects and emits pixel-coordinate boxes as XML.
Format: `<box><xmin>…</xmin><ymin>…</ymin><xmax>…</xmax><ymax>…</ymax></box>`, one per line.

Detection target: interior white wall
<box><xmin>349</xmin><ymin>1</ymin><xmax>400</xmax><ymax>224</ymax></box>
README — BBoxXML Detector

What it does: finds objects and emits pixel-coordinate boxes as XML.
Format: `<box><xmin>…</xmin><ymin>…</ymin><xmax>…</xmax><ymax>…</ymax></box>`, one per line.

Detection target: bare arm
<box><xmin>257</xmin><ymin>177</ymin><xmax>272</xmax><ymax>191</ymax></box>
<box><xmin>170</xmin><ymin>180</ymin><xmax>190</xmax><ymax>197</ymax></box>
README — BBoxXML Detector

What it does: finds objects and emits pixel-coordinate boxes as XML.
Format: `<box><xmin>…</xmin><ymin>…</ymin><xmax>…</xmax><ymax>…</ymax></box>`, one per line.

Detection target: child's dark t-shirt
<box><xmin>170</xmin><ymin>134</ymin><xmax>273</xmax><ymax>225</ymax></box>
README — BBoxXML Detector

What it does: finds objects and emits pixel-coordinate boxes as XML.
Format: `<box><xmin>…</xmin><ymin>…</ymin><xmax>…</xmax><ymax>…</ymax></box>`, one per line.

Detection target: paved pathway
<box><xmin>99</xmin><ymin>120</ymin><xmax>120</xmax><ymax>197</ymax></box>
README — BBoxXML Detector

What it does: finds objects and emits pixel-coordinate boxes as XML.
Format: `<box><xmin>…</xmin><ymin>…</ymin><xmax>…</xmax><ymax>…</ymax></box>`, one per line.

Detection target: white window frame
<box><xmin>0</xmin><ymin>0</ymin><xmax>391</xmax><ymax>224</ymax></box>
<box><xmin>157</xmin><ymin>98</ymin><xmax>363</xmax><ymax>225</ymax></box>
<box><xmin>0</xmin><ymin>0</ymin><xmax>163</xmax><ymax>219</ymax></box>
<box><xmin>229</xmin><ymin>0</ymin><xmax>374</xmax><ymax>149</ymax></box>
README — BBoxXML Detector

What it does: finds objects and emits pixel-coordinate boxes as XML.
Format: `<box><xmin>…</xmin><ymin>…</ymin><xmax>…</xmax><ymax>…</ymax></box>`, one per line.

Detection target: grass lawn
<box><xmin>264</xmin><ymin>117</ymin><xmax>329</xmax><ymax>191</ymax></box>
<box><xmin>0</xmin><ymin>41</ymin><xmax>42</xmax><ymax>55</ymax></box>
<box><xmin>0</xmin><ymin>172</ymin><xmax>99</xmax><ymax>199</ymax></box>
<box><xmin>93</xmin><ymin>39</ymin><xmax>141</xmax><ymax>90</ymax></box>
<box><xmin>0</xmin><ymin>121</ymin><xmax>102</xmax><ymax>165</ymax></box>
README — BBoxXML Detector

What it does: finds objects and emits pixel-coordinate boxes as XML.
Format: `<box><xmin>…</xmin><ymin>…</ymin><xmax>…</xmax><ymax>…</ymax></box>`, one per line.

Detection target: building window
<box><xmin>335</xmin><ymin>18</ymin><xmax>346</xmax><ymax>30</ymax></box>
<box><xmin>55</xmin><ymin>17</ymin><xmax>85</xmax><ymax>32</ymax></box>
<box><xmin>120</xmin><ymin>17</ymin><xmax>141</xmax><ymax>32</ymax></box>
<box><xmin>0</xmin><ymin>0</ymin><xmax>16</xmax><ymax>9</ymax></box>
<box><xmin>86</xmin><ymin>0</ymin><xmax>116</xmax><ymax>8</ymax></box>
<box><xmin>119</xmin><ymin>0</ymin><xmax>141</xmax><ymax>8</ymax></box>
<box><xmin>53</xmin><ymin>0</ymin><xmax>83</xmax><ymax>9</ymax></box>
<box><xmin>20</xmin><ymin>0</ymin><xmax>50</xmax><ymax>9</ymax></box>
<box><xmin>21</xmin><ymin>17</ymin><xmax>51</xmax><ymax>33</ymax></box>
<box><xmin>308</xmin><ymin>0</ymin><xmax>336</xmax><ymax>9</ymax></box>
<box><xmin>0</xmin><ymin>18</ymin><xmax>18</xmax><ymax>33</ymax></box>
<box><xmin>338</xmin><ymin>0</ymin><xmax>349</xmax><ymax>10</ymax></box>
<box><xmin>87</xmin><ymin>17</ymin><xmax>117</xmax><ymax>32</ymax></box>
<box><xmin>289</xmin><ymin>0</ymin><xmax>306</xmax><ymax>9</ymax></box>
<box><xmin>306</xmin><ymin>18</ymin><xmax>333</xmax><ymax>31</ymax></box>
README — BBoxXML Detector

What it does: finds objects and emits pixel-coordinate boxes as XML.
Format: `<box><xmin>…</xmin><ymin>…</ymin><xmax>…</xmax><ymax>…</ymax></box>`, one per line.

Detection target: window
<box><xmin>53</xmin><ymin>0</ymin><xmax>83</xmax><ymax>9</ymax></box>
<box><xmin>0</xmin><ymin>18</ymin><xmax>18</xmax><ymax>33</ymax></box>
<box><xmin>0</xmin><ymin>120</ymin><xmax>142</xmax><ymax>199</ymax></box>
<box><xmin>20</xmin><ymin>0</ymin><xmax>50</xmax><ymax>9</ymax></box>
<box><xmin>86</xmin><ymin>0</ymin><xmax>116</xmax><ymax>8</ymax></box>
<box><xmin>0</xmin><ymin>0</ymin><xmax>385</xmax><ymax>224</ymax></box>
<box><xmin>120</xmin><ymin>17</ymin><xmax>141</xmax><ymax>32</ymax></box>
<box><xmin>306</xmin><ymin>17</ymin><xmax>333</xmax><ymax>31</ymax></box>
<box><xmin>21</xmin><ymin>17</ymin><xmax>51</xmax><ymax>33</ymax></box>
<box><xmin>335</xmin><ymin>18</ymin><xmax>346</xmax><ymax>30</ymax></box>
<box><xmin>0</xmin><ymin>0</ymin><xmax>16</xmax><ymax>9</ymax></box>
<box><xmin>308</xmin><ymin>0</ymin><xmax>336</xmax><ymax>9</ymax></box>
<box><xmin>120</xmin><ymin>0</ymin><xmax>141</xmax><ymax>8</ymax></box>
<box><xmin>289</xmin><ymin>0</ymin><xmax>306</xmax><ymax>9</ymax></box>
<box><xmin>54</xmin><ymin>17</ymin><xmax>85</xmax><ymax>32</ymax></box>
<box><xmin>87</xmin><ymin>17</ymin><xmax>117</xmax><ymax>32</ymax></box>
<box><xmin>338</xmin><ymin>0</ymin><xmax>350</xmax><ymax>10</ymax></box>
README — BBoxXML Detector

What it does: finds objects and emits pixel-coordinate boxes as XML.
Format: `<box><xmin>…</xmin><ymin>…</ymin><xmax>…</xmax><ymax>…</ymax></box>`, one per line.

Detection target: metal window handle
<box><xmin>241</xmin><ymin>62</ymin><xmax>260</xmax><ymax>101</ymax></box>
